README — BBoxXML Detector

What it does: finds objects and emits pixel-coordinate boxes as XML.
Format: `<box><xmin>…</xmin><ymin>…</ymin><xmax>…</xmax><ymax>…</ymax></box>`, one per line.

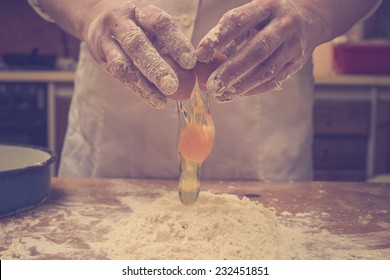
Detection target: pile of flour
<box><xmin>103</xmin><ymin>192</ymin><xmax>302</xmax><ymax>260</ymax></box>
<box><xmin>3</xmin><ymin>191</ymin><xmax>388</xmax><ymax>260</ymax></box>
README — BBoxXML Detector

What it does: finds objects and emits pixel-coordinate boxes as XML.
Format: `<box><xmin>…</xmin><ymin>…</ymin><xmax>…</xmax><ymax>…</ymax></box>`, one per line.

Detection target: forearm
<box><xmin>31</xmin><ymin>0</ymin><xmax>104</xmax><ymax>40</ymax></box>
<box><xmin>296</xmin><ymin>0</ymin><xmax>382</xmax><ymax>45</ymax></box>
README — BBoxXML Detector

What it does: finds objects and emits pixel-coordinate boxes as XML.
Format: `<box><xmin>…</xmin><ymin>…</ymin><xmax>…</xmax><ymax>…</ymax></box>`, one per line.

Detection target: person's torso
<box><xmin>60</xmin><ymin>0</ymin><xmax>314</xmax><ymax>181</ymax></box>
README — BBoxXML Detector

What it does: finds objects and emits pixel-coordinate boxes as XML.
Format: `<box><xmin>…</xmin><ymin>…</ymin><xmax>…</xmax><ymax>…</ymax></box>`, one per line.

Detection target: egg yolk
<box><xmin>177</xmin><ymin>89</ymin><xmax>215</xmax><ymax>163</ymax></box>
<box><xmin>178</xmin><ymin>123</ymin><xmax>214</xmax><ymax>163</ymax></box>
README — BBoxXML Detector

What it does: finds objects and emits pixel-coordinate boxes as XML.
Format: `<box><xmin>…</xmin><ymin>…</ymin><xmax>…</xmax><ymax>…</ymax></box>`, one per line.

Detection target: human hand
<box><xmin>196</xmin><ymin>0</ymin><xmax>318</xmax><ymax>102</ymax></box>
<box><xmin>81</xmin><ymin>0</ymin><xmax>196</xmax><ymax>108</ymax></box>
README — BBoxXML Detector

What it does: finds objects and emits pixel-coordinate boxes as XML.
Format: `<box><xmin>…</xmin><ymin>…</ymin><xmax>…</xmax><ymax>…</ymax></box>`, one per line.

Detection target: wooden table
<box><xmin>1</xmin><ymin>178</ymin><xmax>390</xmax><ymax>259</ymax></box>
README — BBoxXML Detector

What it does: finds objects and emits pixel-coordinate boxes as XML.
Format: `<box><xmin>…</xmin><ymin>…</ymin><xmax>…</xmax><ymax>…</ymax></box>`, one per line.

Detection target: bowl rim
<box><xmin>0</xmin><ymin>143</ymin><xmax>56</xmax><ymax>178</ymax></box>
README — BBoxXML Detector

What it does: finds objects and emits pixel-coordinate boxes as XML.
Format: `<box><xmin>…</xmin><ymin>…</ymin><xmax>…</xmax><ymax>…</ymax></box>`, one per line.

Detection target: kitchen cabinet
<box><xmin>314</xmin><ymin>75</ymin><xmax>390</xmax><ymax>181</ymax></box>
<box><xmin>375</xmin><ymin>101</ymin><xmax>390</xmax><ymax>174</ymax></box>
<box><xmin>313</xmin><ymin>100</ymin><xmax>370</xmax><ymax>181</ymax></box>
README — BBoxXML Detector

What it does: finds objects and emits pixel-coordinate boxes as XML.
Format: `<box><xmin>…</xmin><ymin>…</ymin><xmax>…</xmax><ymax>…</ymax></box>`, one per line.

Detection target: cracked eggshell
<box><xmin>194</xmin><ymin>53</ymin><xmax>227</xmax><ymax>92</ymax></box>
<box><xmin>163</xmin><ymin>56</ymin><xmax>196</xmax><ymax>101</ymax></box>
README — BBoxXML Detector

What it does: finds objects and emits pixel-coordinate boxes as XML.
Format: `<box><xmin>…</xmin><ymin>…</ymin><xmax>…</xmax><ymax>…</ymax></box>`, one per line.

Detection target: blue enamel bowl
<box><xmin>0</xmin><ymin>144</ymin><xmax>56</xmax><ymax>218</ymax></box>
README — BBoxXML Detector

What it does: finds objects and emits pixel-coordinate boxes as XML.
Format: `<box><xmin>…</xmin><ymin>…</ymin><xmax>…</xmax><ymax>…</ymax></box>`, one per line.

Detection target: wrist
<box><xmin>294</xmin><ymin>0</ymin><xmax>382</xmax><ymax>45</ymax></box>
<box><xmin>292</xmin><ymin>0</ymin><xmax>333</xmax><ymax>47</ymax></box>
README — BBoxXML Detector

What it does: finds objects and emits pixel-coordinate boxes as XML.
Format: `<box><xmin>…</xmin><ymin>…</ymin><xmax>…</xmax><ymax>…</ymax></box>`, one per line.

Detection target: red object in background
<box><xmin>333</xmin><ymin>43</ymin><xmax>390</xmax><ymax>75</ymax></box>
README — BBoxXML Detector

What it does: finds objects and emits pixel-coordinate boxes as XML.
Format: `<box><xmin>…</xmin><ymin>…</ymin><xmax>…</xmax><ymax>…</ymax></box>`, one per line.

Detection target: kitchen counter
<box><xmin>0</xmin><ymin>178</ymin><xmax>389</xmax><ymax>259</ymax></box>
<box><xmin>0</xmin><ymin>71</ymin><xmax>74</xmax><ymax>83</ymax></box>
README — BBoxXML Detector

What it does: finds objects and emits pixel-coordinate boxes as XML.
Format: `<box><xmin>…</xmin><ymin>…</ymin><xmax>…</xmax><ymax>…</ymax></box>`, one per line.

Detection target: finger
<box><xmin>242</xmin><ymin>61</ymin><xmax>302</xmax><ymax>97</ymax></box>
<box><xmin>207</xmin><ymin>16</ymin><xmax>299</xmax><ymax>95</ymax></box>
<box><xmin>109</xmin><ymin>17</ymin><xmax>178</xmax><ymax>96</ymax></box>
<box><xmin>217</xmin><ymin>39</ymin><xmax>302</xmax><ymax>97</ymax></box>
<box><xmin>131</xmin><ymin>1</ymin><xmax>196</xmax><ymax>69</ymax></box>
<box><xmin>215</xmin><ymin>56</ymin><xmax>302</xmax><ymax>103</ymax></box>
<box><xmin>101</xmin><ymin>39</ymin><xmax>167</xmax><ymax>109</ymax></box>
<box><xmin>197</xmin><ymin>2</ymin><xmax>271</xmax><ymax>62</ymax></box>
<box><xmin>220</xmin><ymin>28</ymin><xmax>258</xmax><ymax>57</ymax></box>
<box><xmin>148</xmin><ymin>34</ymin><xmax>169</xmax><ymax>55</ymax></box>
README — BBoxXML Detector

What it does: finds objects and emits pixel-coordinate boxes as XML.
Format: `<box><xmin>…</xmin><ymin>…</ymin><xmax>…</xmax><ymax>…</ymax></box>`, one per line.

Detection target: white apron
<box><xmin>59</xmin><ymin>0</ymin><xmax>314</xmax><ymax>181</ymax></box>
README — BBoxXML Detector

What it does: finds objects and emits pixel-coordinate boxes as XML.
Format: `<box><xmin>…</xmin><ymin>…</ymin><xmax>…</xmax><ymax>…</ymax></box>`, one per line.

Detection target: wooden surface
<box><xmin>1</xmin><ymin>178</ymin><xmax>390</xmax><ymax>259</ymax></box>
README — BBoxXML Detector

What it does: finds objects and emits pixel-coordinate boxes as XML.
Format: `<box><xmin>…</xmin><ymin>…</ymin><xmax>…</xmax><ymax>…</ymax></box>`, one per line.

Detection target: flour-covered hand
<box><xmin>34</xmin><ymin>0</ymin><xmax>196</xmax><ymax>108</ymax></box>
<box><xmin>83</xmin><ymin>0</ymin><xmax>196</xmax><ymax>108</ymax></box>
<box><xmin>197</xmin><ymin>0</ymin><xmax>381</xmax><ymax>102</ymax></box>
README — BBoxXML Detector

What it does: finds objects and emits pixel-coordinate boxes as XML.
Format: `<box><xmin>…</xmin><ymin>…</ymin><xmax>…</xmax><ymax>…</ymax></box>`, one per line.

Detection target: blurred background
<box><xmin>0</xmin><ymin>0</ymin><xmax>80</xmax><ymax>66</ymax></box>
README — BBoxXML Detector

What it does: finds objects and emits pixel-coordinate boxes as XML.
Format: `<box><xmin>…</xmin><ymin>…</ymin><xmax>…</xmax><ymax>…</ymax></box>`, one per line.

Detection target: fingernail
<box><xmin>160</xmin><ymin>75</ymin><xmax>178</xmax><ymax>95</ymax></box>
<box><xmin>179</xmin><ymin>52</ymin><xmax>196</xmax><ymax>69</ymax></box>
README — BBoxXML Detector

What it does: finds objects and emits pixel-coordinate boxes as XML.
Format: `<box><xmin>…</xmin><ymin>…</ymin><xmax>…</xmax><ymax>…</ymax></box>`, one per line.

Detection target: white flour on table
<box><xmin>101</xmin><ymin>192</ymin><xmax>390</xmax><ymax>260</ymax></box>
<box><xmin>2</xmin><ymin>191</ymin><xmax>389</xmax><ymax>260</ymax></box>
<box><xmin>104</xmin><ymin>192</ymin><xmax>295</xmax><ymax>259</ymax></box>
